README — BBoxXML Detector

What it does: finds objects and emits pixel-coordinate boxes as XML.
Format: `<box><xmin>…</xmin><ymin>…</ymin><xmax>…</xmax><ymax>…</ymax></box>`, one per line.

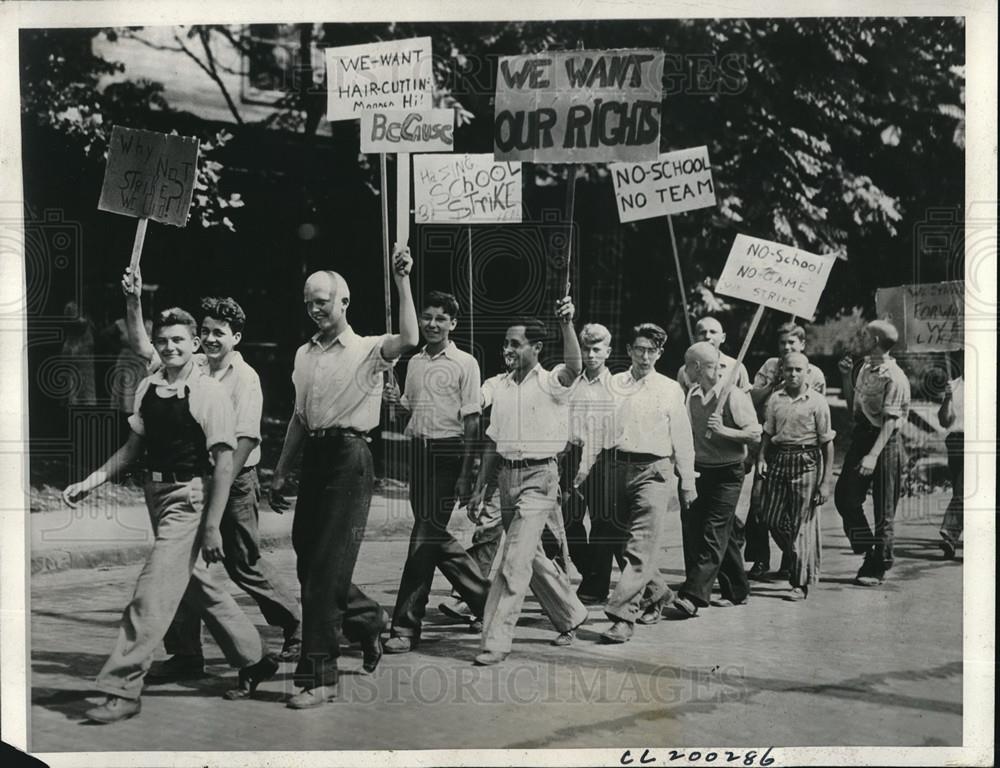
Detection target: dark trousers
<box><xmin>165</xmin><ymin>469</ymin><xmax>301</xmax><ymax>657</ymax></box>
<box><xmin>391</xmin><ymin>438</ymin><xmax>490</xmax><ymax>637</ymax></box>
<box><xmin>940</xmin><ymin>431</ymin><xmax>964</xmax><ymax>544</ymax></box>
<box><xmin>579</xmin><ymin>450</ymin><xmax>627</xmax><ymax>600</ymax></box>
<box><xmin>834</xmin><ymin>422</ymin><xmax>902</xmax><ymax>576</ymax></box>
<box><xmin>291</xmin><ymin>434</ymin><xmax>385</xmax><ymax>689</ymax></box>
<box><xmin>680</xmin><ymin>462</ymin><xmax>750</xmax><ymax>607</ymax></box>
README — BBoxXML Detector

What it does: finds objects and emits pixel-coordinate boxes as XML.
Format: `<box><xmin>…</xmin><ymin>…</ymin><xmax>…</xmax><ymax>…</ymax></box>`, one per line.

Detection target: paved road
<box><xmin>29</xmin><ymin>491</ymin><xmax>962</xmax><ymax>753</ymax></box>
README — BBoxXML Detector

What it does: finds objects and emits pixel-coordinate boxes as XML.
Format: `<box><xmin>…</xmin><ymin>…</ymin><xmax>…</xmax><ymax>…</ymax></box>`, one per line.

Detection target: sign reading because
<box><xmin>494</xmin><ymin>49</ymin><xmax>664</xmax><ymax>163</ymax></box>
<box><xmin>715</xmin><ymin>234</ymin><xmax>836</xmax><ymax>318</ymax></box>
<box><xmin>98</xmin><ymin>126</ymin><xmax>199</xmax><ymax>227</ymax></box>
<box><xmin>875</xmin><ymin>281</ymin><xmax>963</xmax><ymax>351</ymax></box>
<box><xmin>610</xmin><ymin>146</ymin><xmax>716</xmax><ymax>222</ymax></box>
<box><xmin>360</xmin><ymin>109</ymin><xmax>455</xmax><ymax>153</ymax></box>
<box><xmin>326</xmin><ymin>37</ymin><xmax>433</xmax><ymax>122</ymax></box>
<box><xmin>413</xmin><ymin>154</ymin><xmax>522</xmax><ymax>223</ymax></box>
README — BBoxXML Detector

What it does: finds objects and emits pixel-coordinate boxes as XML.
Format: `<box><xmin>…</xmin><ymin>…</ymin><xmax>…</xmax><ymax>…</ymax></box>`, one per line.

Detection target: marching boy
<box><xmin>757</xmin><ymin>352</ymin><xmax>835</xmax><ymax>600</ymax></box>
<box><xmin>64</xmin><ymin>307</ymin><xmax>276</xmax><ymax>724</ymax></box>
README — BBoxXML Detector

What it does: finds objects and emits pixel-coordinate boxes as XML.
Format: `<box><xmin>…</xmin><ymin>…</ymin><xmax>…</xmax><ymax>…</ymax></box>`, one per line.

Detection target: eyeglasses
<box><xmin>630</xmin><ymin>346</ymin><xmax>660</xmax><ymax>358</ymax></box>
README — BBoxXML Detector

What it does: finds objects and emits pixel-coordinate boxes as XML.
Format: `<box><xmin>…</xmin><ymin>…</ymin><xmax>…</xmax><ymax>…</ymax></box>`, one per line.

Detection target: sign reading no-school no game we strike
<box><xmin>494</xmin><ymin>49</ymin><xmax>665</xmax><ymax>163</ymax></box>
<box><xmin>325</xmin><ymin>37</ymin><xmax>433</xmax><ymax>122</ymax></box>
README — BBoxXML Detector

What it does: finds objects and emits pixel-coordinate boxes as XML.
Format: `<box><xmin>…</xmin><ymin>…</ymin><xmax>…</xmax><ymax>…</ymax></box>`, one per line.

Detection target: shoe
<box><xmin>576</xmin><ymin>592</ymin><xmax>607</xmax><ymax>606</ymax></box>
<box><xmin>786</xmin><ymin>587</ymin><xmax>807</xmax><ymax>601</ymax></box>
<box><xmin>224</xmin><ymin>654</ymin><xmax>280</xmax><ymax>700</ymax></box>
<box><xmin>361</xmin><ymin>631</ymin><xmax>383</xmax><ymax>674</ymax></box>
<box><xmin>939</xmin><ymin>535</ymin><xmax>957</xmax><ymax>560</ymax></box>
<box><xmin>84</xmin><ymin>695</ymin><xmax>141</xmax><ymax>724</ymax></box>
<box><xmin>855</xmin><ymin>575</ymin><xmax>884</xmax><ymax>587</ymax></box>
<box><xmin>713</xmin><ymin>596</ymin><xmax>750</xmax><ymax>607</ymax></box>
<box><xmin>468</xmin><ymin>618</ymin><xmax>483</xmax><ymax>634</ymax></box>
<box><xmin>600</xmin><ymin>621</ymin><xmax>634</xmax><ymax>644</ymax></box>
<box><xmin>636</xmin><ymin>600</ymin><xmax>664</xmax><ymax>625</ymax></box>
<box><xmin>439</xmin><ymin>598</ymin><xmax>474</xmax><ymax>621</ymax></box>
<box><xmin>551</xmin><ymin>630</ymin><xmax>575</xmax><ymax>647</ymax></box>
<box><xmin>747</xmin><ymin>562</ymin><xmax>769</xmax><ymax>581</ymax></box>
<box><xmin>473</xmin><ymin>650</ymin><xmax>509</xmax><ymax>666</ymax></box>
<box><xmin>278</xmin><ymin>633</ymin><xmax>301</xmax><ymax>662</ymax></box>
<box><xmin>673</xmin><ymin>596</ymin><xmax>698</xmax><ymax>618</ymax></box>
<box><xmin>383</xmin><ymin>635</ymin><xmax>417</xmax><ymax>654</ymax></box>
<box><xmin>286</xmin><ymin>685</ymin><xmax>337</xmax><ymax>709</ymax></box>
<box><xmin>146</xmin><ymin>654</ymin><xmax>205</xmax><ymax>683</ymax></box>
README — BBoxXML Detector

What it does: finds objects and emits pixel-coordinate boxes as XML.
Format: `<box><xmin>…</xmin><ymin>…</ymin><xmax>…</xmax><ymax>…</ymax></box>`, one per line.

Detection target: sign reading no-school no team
<box><xmin>610</xmin><ymin>146</ymin><xmax>716</xmax><ymax>222</ymax></box>
<box><xmin>325</xmin><ymin>37</ymin><xmax>433</xmax><ymax>122</ymax></box>
<box><xmin>494</xmin><ymin>49</ymin><xmax>664</xmax><ymax>163</ymax></box>
<box><xmin>716</xmin><ymin>234</ymin><xmax>837</xmax><ymax>319</ymax></box>
<box><xmin>97</xmin><ymin>126</ymin><xmax>200</xmax><ymax>227</ymax></box>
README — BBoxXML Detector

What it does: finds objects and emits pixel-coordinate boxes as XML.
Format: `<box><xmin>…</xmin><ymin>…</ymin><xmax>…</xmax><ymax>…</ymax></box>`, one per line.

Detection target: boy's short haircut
<box><xmin>776</xmin><ymin>322</ymin><xmax>806</xmax><ymax>343</ymax></box>
<box><xmin>200</xmin><ymin>296</ymin><xmax>247</xmax><ymax>334</ymax></box>
<box><xmin>511</xmin><ymin>317</ymin><xmax>548</xmax><ymax>345</ymax></box>
<box><xmin>781</xmin><ymin>351</ymin><xmax>810</xmax><ymax>369</ymax></box>
<box><xmin>579</xmin><ymin>323</ymin><xmax>612</xmax><ymax>346</ymax></box>
<box><xmin>867</xmin><ymin>319</ymin><xmax>900</xmax><ymax>351</ymax></box>
<box><xmin>423</xmin><ymin>290</ymin><xmax>460</xmax><ymax>319</ymax></box>
<box><xmin>152</xmin><ymin>307</ymin><xmax>198</xmax><ymax>337</ymax></box>
<box><xmin>629</xmin><ymin>323</ymin><xmax>667</xmax><ymax>349</ymax></box>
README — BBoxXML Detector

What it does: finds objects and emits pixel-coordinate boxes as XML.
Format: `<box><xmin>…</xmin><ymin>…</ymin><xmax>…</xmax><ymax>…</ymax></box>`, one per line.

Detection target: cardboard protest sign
<box><xmin>715</xmin><ymin>234</ymin><xmax>836</xmax><ymax>318</ymax></box>
<box><xmin>413</xmin><ymin>154</ymin><xmax>522</xmax><ymax>223</ymax></box>
<box><xmin>875</xmin><ymin>281</ymin><xmax>964</xmax><ymax>351</ymax></box>
<box><xmin>493</xmin><ymin>49</ymin><xmax>664</xmax><ymax>163</ymax></box>
<box><xmin>610</xmin><ymin>146</ymin><xmax>716</xmax><ymax>222</ymax></box>
<box><xmin>97</xmin><ymin>127</ymin><xmax>199</xmax><ymax>227</ymax></box>
<box><xmin>325</xmin><ymin>37</ymin><xmax>433</xmax><ymax>122</ymax></box>
<box><xmin>360</xmin><ymin>109</ymin><xmax>455</xmax><ymax>153</ymax></box>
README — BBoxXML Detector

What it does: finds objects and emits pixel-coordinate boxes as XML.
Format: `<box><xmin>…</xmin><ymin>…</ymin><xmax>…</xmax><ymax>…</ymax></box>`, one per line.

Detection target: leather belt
<box><xmin>501</xmin><ymin>456</ymin><xmax>555</xmax><ymax>469</ymax></box>
<box><xmin>146</xmin><ymin>470</ymin><xmax>208</xmax><ymax>483</ymax></box>
<box><xmin>614</xmin><ymin>451</ymin><xmax>666</xmax><ymax>464</ymax></box>
<box><xmin>307</xmin><ymin>426</ymin><xmax>370</xmax><ymax>441</ymax></box>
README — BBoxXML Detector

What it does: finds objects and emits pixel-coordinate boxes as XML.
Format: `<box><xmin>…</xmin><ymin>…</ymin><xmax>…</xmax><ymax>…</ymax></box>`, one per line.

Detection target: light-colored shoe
<box><xmin>84</xmin><ymin>695</ymin><xmax>141</xmax><ymax>724</ymax></box>
<box><xmin>551</xmin><ymin>630</ymin><xmax>575</xmax><ymax>647</ymax></box>
<box><xmin>786</xmin><ymin>587</ymin><xmax>807</xmax><ymax>601</ymax></box>
<box><xmin>439</xmin><ymin>598</ymin><xmax>474</xmax><ymax>621</ymax></box>
<box><xmin>474</xmin><ymin>650</ymin><xmax>509</xmax><ymax>666</ymax></box>
<box><xmin>600</xmin><ymin>620</ymin><xmax>634</xmax><ymax>644</ymax></box>
<box><xmin>383</xmin><ymin>635</ymin><xmax>417</xmax><ymax>654</ymax></box>
<box><xmin>286</xmin><ymin>685</ymin><xmax>337</xmax><ymax>709</ymax></box>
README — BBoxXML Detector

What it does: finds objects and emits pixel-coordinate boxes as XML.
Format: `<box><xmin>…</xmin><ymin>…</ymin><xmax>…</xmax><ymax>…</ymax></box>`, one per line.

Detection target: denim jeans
<box><xmin>95</xmin><ymin>477</ymin><xmax>263</xmax><ymax>700</ymax></box>
<box><xmin>834</xmin><ymin>422</ymin><xmax>902</xmax><ymax>575</ymax></box>
<box><xmin>291</xmin><ymin>434</ymin><xmax>385</xmax><ymax>688</ymax></box>
<box><xmin>165</xmin><ymin>468</ymin><xmax>301</xmax><ymax>656</ymax></box>
<box><xmin>390</xmin><ymin>438</ymin><xmax>489</xmax><ymax>637</ymax></box>
<box><xmin>481</xmin><ymin>460</ymin><xmax>589</xmax><ymax>654</ymax></box>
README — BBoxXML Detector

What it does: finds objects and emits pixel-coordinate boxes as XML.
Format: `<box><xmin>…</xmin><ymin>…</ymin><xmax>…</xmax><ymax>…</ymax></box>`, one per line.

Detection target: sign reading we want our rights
<box><xmin>493</xmin><ymin>49</ymin><xmax>665</xmax><ymax>163</ymax></box>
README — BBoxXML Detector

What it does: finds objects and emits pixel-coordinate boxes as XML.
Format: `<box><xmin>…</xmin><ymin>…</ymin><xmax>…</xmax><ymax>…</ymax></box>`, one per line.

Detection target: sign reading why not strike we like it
<box><xmin>494</xmin><ymin>49</ymin><xmax>665</xmax><ymax>163</ymax></box>
<box><xmin>325</xmin><ymin>37</ymin><xmax>433</xmax><ymax>122</ymax></box>
<box><xmin>413</xmin><ymin>154</ymin><xmax>522</xmax><ymax>223</ymax></box>
<box><xmin>97</xmin><ymin>126</ymin><xmax>200</xmax><ymax>227</ymax></box>
<box><xmin>360</xmin><ymin>109</ymin><xmax>455</xmax><ymax>153</ymax></box>
<box><xmin>715</xmin><ymin>234</ymin><xmax>837</xmax><ymax>319</ymax></box>
<box><xmin>610</xmin><ymin>146</ymin><xmax>716</xmax><ymax>222</ymax></box>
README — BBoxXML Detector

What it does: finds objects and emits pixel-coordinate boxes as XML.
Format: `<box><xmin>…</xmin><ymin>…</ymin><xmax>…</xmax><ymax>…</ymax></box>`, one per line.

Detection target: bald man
<box><xmin>676</xmin><ymin>317</ymin><xmax>750</xmax><ymax>394</ymax></box>
<box><xmin>270</xmin><ymin>248</ymin><xmax>419</xmax><ymax>708</ymax></box>
<box><xmin>834</xmin><ymin>320</ymin><xmax>910</xmax><ymax>587</ymax></box>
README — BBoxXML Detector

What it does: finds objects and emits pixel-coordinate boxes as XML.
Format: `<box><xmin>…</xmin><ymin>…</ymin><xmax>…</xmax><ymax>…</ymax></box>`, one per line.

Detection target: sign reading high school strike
<box><xmin>610</xmin><ymin>146</ymin><xmax>716</xmax><ymax>222</ymax></box>
<box><xmin>875</xmin><ymin>281</ymin><xmax>964</xmax><ymax>351</ymax></box>
<box><xmin>97</xmin><ymin>126</ymin><xmax>199</xmax><ymax>227</ymax></box>
<box><xmin>493</xmin><ymin>49</ymin><xmax>665</xmax><ymax>163</ymax></box>
<box><xmin>413</xmin><ymin>154</ymin><xmax>522</xmax><ymax>223</ymax></box>
<box><xmin>325</xmin><ymin>37</ymin><xmax>433</xmax><ymax>122</ymax></box>
<box><xmin>716</xmin><ymin>234</ymin><xmax>836</xmax><ymax>319</ymax></box>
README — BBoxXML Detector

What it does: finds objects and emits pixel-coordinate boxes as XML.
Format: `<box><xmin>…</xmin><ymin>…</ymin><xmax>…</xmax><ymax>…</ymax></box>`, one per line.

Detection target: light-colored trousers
<box><xmin>481</xmin><ymin>460</ymin><xmax>589</xmax><ymax>654</ymax></box>
<box><xmin>95</xmin><ymin>478</ymin><xmax>263</xmax><ymax>700</ymax></box>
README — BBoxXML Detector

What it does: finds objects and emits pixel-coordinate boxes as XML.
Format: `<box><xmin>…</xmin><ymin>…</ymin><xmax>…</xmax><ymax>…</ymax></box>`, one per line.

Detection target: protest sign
<box><xmin>325</xmin><ymin>37</ymin><xmax>433</xmax><ymax>122</ymax></box>
<box><xmin>715</xmin><ymin>234</ymin><xmax>836</xmax><ymax>319</ymax></box>
<box><xmin>97</xmin><ymin>126</ymin><xmax>199</xmax><ymax>227</ymax></box>
<box><xmin>413</xmin><ymin>154</ymin><xmax>523</xmax><ymax>223</ymax></box>
<box><xmin>493</xmin><ymin>49</ymin><xmax>664</xmax><ymax>163</ymax></box>
<box><xmin>360</xmin><ymin>109</ymin><xmax>455</xmax><ymax>153</ymax></box>
<box><xmin>875</xmin><ymin>281</ymin><xmax>964</xmax><ymax>351</ymax></box>
<box><xmin>610</xmin><ymin>146</ymin><xmax>716</xmax><ymax>222</ymax></box>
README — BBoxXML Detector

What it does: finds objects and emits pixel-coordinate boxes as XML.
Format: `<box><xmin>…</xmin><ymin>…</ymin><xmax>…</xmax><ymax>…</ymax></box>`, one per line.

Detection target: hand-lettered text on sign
<box><xmin>875</xmin><ymin>281</ymin><xmax>964</xmax><ymax>352</ymax></box>
<box><xmin>97</xmin><ymin>126</ymin><xmax>199</xmax><ymax>227</ymax></box>
<box><xmin>715</xmin><ymin>234</ymin><xmax>836</xmax><ymax>319</ymax></box>
<box><xmin>610</xmin><ymin>146</ymin><xmax>716</xmax><ymax>222</ymax></box>
<box><xmin>413</xmin><ymin>155</ymin><xmax>522</xmax><ymax>224</ymax></box>
<box><xmin>325</xmin><ymin>37</ymin><xmax>433</xmax><ymax>122</ymax></box>
<box><xmin>360</xmin><ymin>109</ymin><xmax>455</xmax><ymax>153</ymax></box>
<box><xmin>493</xmin><ymin>49</ymin><xmax>664</xmax><ymax>163</ymax></box>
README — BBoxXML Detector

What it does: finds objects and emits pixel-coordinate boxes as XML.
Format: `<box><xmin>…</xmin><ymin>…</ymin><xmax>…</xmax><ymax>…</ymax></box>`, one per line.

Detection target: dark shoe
<box><xmin>939</xmin><ymin>534</ymin><xmax>957</xmax><ymax>560</ymax></box>
<box><xmin>600</xmin><ymin>620</ymin><xmax>634</xmax><ymax>644</ymax></box>
<box><xmin>84</xmin><ymin>695</ymin><xmax>141</xmax><ymax>724</ymax></box>
<box><xmin>576</xmin><ymin>592</ymin><xmax>607</xmax><ymax>606</ymax></box>
<box><xmin>468</xmin><ymin>618</ymin><xmax>483</xmax><ymax>634</ymax></box>
<box><xmin>278</xmin><ymin>634</ymin><xmax>301</xmax><ymax>663</ymax></box>
<box><xmin>383</xmin><ymin>635</ymin><xmax>417</xmax><ymax>654</ymax></box>
<box><xmin>286</xmin><ymin>685</ymin><xmax>337</xmax><ymax>709</ymax></box>
<box><xmin>146</xmin><ymin>654</ymin><xmax>205</xmax><ymax>683</ymax></box>
<box><xmin>551</xmin><ymin>630</ymin><xmax>575</xmax><ymax>647</ymax></box>
<box><xmin>747</xmin><ymin>561</ymin><xmax>769</xmax><ymax>581</ymax></box>
<box><xmin>474</xmin><ymin>650</ymin><xmax>509</xmax><ymax>666</ymax></box>
<box><xmin>223</xmin><ymin>654</ymin><xmax>279</xmax><ymax>700</ymax></box>
<box><xmin>361</xmin><ymin>631</ymin><xmax>383</xmax><ymax>674</ymax></box>
<box><xmin>673</xmin><ymin>596</ymin><xmax>698</xmax><ymax>618</ymax></box>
